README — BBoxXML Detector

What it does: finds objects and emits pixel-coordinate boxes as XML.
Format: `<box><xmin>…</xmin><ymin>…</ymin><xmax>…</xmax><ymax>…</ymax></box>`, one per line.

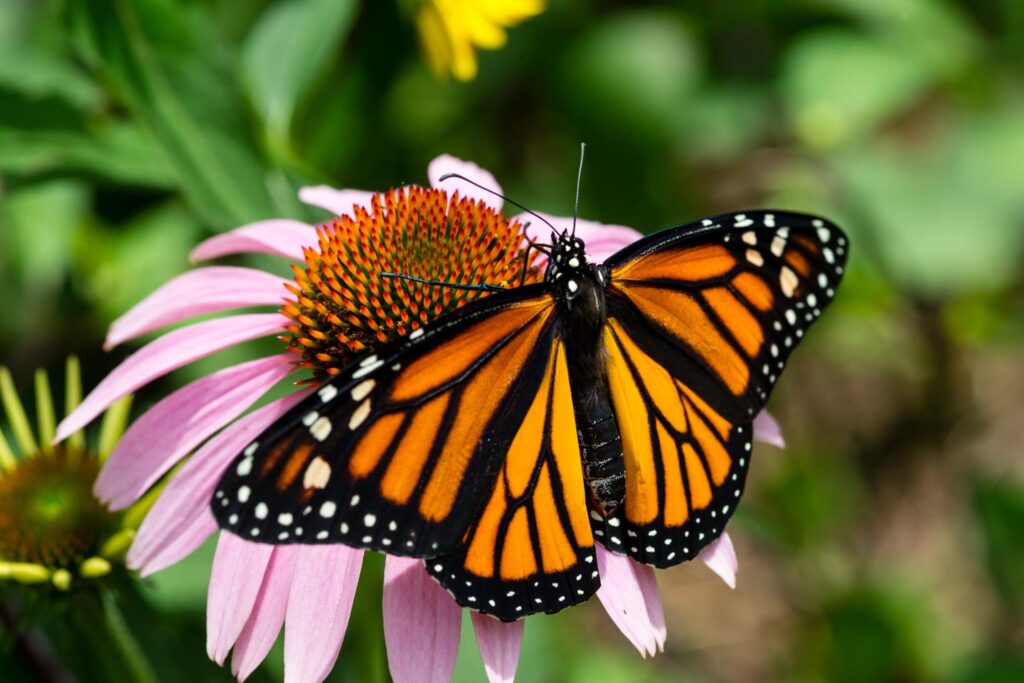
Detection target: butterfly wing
<box><xmin>593</xmin><ymin>211</ymin><xmax>847</xmax><ymax>566</ymax></box>
<box><xmin>213</xmin><ymin>285</ymin><xmax>561</xmax><ymax>558</ymax></box>
<box><xmin>426</xmin><ymin>340</ymin><xmax>598</xmax><ymax>621</ymax></box>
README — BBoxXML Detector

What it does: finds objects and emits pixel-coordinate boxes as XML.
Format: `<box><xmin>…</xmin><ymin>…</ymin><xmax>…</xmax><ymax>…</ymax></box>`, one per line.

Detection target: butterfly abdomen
<box><xmin>574</xmin><ymin>386</ymin><xmax>626</xmax><ymax>516</ymax></box>
<box><xmin>559</xmin><ymin>267</ymin><xmax>626</xmax><ymax>516</ymax></box>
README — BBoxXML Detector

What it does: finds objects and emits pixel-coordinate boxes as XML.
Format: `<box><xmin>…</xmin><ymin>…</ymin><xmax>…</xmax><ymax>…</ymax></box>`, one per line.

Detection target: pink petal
<box><xmin>284</xmin><ymin>546</ymin><xmax>364</xmax><ymax>683</ymax></box>
<box><xmin>190</xmin><ymin>220</ymin><xmax>316</xmax><ymax>263</ymax></box>
<box><xmin>132</xmin><ymin>506</ymin><xmax>218</xmax><ymax>578</ymax></box>
<box><xmin>298</xmin><ymin>186</ymin><xmax>375</xmax><ymax>217</ymax></box>
<box><xmin>207</xmin><ymin>533</ymin><xmax>275</xmax><ymax>665</ymax></box>
<box><xmin>428</xmin><ymin>155</ymin><xmax>503</xmax><ymax>211</ymax></box>
<box><xmin>518</xmin><ymin>212</ymin><xmax>642</xmax><ymax>262</ymax></box>
<box><xmin>382</xmin><ymin>557</ymin><xmax>461</xmax><ymax>683</ymax></box>
<box><xmin>55</xmin><ymin>313</ymin><xmax>286</xmax><ymax>441</ymax></box>
<box><xmin>471</xmin><ymin>612</ymin><xmax>523</xmax><ymax>683</ymax></box>
<box><xmin>753</xmin><ymin>409</ymin><xmax>786</xmax><ymax>448</ymax></box>
<box><xmin>106</xmin><ymin>267</ymin><xmax>288</xmax><ymax>350</ymax></box>
<box><xmin>631</xmin><ymin>562</ymin><xmax>667</xmax><ymax>653</ymax></box>
<box><xmin>595</xmin><ymin>547</ymin><xmax>660</xmax><ymax>657</ymax></box>
<box><xmin>699</xmin><ymin>532</ymin><xmax>738</xmax><ymax>589</ymax></box>
<box><xmin>232</xmin><ymin>546</ymin><xmax>299</xmax><ymax>682</ymax></box>
<box><xmin>127</xmin><ymin>392</ymin><xmax>306</xmax><ymax>576</ymax></box>
<box><xmin>96</xmin><ymin>354</ymin><xmax>294</xmax><ymax>510</ymax></box>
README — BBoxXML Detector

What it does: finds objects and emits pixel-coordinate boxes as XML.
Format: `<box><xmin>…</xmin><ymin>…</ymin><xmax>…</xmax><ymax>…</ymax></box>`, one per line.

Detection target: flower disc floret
<box><xmin>0</xmin><ymin>448</ymin><xmax>113</xmax><ymax>566</ymax></box>
<box><xmin>282</xmin><ymin>186</ymin><xmax>540</xmax><ymax>379</ymax></box>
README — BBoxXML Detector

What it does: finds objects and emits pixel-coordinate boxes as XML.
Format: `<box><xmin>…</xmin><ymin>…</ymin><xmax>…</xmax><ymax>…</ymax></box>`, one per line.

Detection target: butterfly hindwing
<box><xmin>426</xmin><ymin>340</ymin><xmax>598</xmax><ymax>621</ymax></box>
<box><xmin>589</xmin><ymin>318</ymin><xmax>752</xmax><ymax>567</ymax></box>
<box><xmin>213</xmin><ymin>286</ymin><xmax>559</xmax><ymax>557</ymax></box>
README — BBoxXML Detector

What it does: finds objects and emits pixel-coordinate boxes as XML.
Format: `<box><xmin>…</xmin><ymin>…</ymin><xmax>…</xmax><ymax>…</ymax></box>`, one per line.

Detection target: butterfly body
<box><xmin>544</xmin><ymin>236</ymin><xmax>629</xmax><ymax>517</ymax></box>
<box><xmin>212</xmin><ymin>210</ymin><xmax>848</xmax><ymax>621</ymax></box>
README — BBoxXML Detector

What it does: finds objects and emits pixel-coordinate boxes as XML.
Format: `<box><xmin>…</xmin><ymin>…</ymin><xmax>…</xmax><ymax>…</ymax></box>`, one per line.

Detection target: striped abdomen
<box><xmin>573</xmin><ymin>383</ymin><xmax>625</xmax><ymax>516</ymax></box>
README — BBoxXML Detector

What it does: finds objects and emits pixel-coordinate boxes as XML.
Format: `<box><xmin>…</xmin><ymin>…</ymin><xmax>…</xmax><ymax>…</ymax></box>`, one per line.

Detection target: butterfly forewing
<box><xmin>213</xmin><ymin>286</ymin><xmax>559</xmax><ymax>557</ymax></box>
<box><xmin>607</xmin><ymin>211</ymin><xmax>847</xmax><ymax>421</ymax></box>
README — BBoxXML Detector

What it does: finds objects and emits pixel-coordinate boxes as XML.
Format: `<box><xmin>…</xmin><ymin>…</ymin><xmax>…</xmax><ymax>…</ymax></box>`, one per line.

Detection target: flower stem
<box><xmin>74</xmin><ymin>591</ymin><xmax>157</xmax><ymax>683</ymax></box>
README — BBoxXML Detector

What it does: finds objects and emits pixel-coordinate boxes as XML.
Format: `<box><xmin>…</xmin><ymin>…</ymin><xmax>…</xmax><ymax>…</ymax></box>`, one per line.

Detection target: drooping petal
<box><xmin>96</xmin><ymin>354</ymin><xmax>294</xmax><ymax>510</ymax></box>
<box><xmin>471</xmin><ymin>612</ymin><xmax>524</xmax><ymax>683</ymax></box>
<box><xmin>190</xmin><ymin>220</ymin><xmax>316</xmax><ymax>263</ymax></box>
<box><xmin>518</xmin><ymin>212</ymin><xmax>642</xmax><ymax>262</ymax></box>
<box><xmin>207</xmin><ymin>533</ymin><xmax>275</xmax><ymax>665</ymax></box>
<box><xmin>428</xmin><ymin>155</ymin><xmax>503</xmax><ymax>211</ymax></box>
<box><xmin>55</xmin><ymin>313</ymin><xmax>286</xmax><ymax>441</ymax></box>
<box><xmin>631</xmin><ymin>562</ymin><xmax>667</xmax><ymax>652</ymax></box>
<box><xmin>753</xmin><ymin>409</ymin><xmax>785</xmax><ymax>448</ymax></box>
<box><xmin>595</xmin><ymin>547</ymin><xmax>660</xmax><ymax>657</ymax></box>
<box><xmin>383</xmin><ymin>557</ymin><xmax>461</xmax><ymax>683</ymax></box>
<box><xmin>127</xmin><ymin>392</ymin><xmax>306</xmax><ymax>576</ymax></box>
<box><xmin>105</xmin><ymin>267</ymin><xmax>288</xmax><ymax>350</ymax></box>
<box><xmin>298</xmin><ymin>186</ymin><xmax>375</xmax><ymax>218</ymax></box>
<box><xmin>699</xmin><ymin>532</ymin><xmax>738</xmax><ymax>589</ymax></box>
<box><xmin>284</xmin><ymin>546</ymin><xmax>364</xmax><ymax>683</ymax></box>
<box><xmin>232</xmin><ymin>547</ymin><xmax>300</xmax><ymax>682</ymax></box>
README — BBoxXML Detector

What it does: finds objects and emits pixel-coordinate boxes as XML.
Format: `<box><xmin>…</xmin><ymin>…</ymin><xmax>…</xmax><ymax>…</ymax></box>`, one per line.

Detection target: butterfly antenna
<box><xmin>381</xmin><ymin>272</ymin><xmax>508</xmax><ymax>293</ymax></box>
<box><xmin>439</xmin><ymin>173</ymin><xmax>559</xmax><ymax>235</ymax></box>
<box><xmin>571</xmin><ymin>142</ymin><xmax>586</xmax><ymax>238</ymax></box>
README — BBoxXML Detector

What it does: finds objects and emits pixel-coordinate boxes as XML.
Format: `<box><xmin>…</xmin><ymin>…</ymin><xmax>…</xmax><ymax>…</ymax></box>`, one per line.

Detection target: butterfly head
<box><xmin>545</xmin><ymin>230</ymin><xmax>590</xmax><ymax>301</ymax></box>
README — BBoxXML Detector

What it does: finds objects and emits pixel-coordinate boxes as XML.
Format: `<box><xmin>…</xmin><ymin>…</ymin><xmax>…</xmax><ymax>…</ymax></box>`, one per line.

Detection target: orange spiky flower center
<box><xmin>282</xmin><ymin>186</ymin><xmax>542</xmax><ymax>380</ymax></box>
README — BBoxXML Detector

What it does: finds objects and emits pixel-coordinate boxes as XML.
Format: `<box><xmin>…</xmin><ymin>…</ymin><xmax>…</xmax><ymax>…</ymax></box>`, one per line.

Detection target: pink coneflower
<box><xmin>56</xmin><ymin>155</ymin><xmax>784</xmax><ymax>682</ymax></box>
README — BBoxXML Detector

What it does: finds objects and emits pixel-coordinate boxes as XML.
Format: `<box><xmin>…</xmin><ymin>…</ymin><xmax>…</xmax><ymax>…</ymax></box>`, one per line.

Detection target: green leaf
<box><xmin>65</xmin><ymin>0</ymin><xmax>280</xmax><ymax>227</ymax></box>
<box><xmin>782</xmin><ymin>30</ymin><xmax>933</xmax><ymax>148</ymax></box>
<box><xmin>242</xmin><ymin>0</ymin><xmax>358</xmax><ymax>154</ymax></box>
<box><xmin>81</xmin><ymin>202</ymin><xmax>203</xmax><ymax>323</ymax></box>
<box><xmin>972</xmin><ymin>477</ymin><xmax>1024</xmax><ymax>611</ymax></box>
<box><xmin>561</xmin><ymin>9</ymin><xmax>700</xmax><ymax>146</ymax></box>
<box><xmin>0</xmin><ymin>123</ymin><xmax>175</xmax><ymax>187</ymax></box>
<box><xmin>833</xmin><ymin>107</ymin><xmax>1024</xmax><ymax>296</ymax></box>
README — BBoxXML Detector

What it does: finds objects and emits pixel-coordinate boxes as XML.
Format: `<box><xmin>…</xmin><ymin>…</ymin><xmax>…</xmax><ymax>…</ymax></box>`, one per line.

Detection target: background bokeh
<box><xmin>2</xmin><ymin>0</ymin><xmax>1024</xmax><ymax>681</ymax></box>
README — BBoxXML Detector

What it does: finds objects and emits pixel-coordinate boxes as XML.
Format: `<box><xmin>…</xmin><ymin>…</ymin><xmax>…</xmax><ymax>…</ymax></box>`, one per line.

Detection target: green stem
<box><xmin>75</xmin><ymin>591</ymin><xmax>157</xmax><ymax>683</ymax></box>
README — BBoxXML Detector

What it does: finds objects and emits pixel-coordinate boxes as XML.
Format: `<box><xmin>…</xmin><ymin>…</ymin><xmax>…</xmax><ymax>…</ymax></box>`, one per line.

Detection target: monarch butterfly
<box><xmin>212</xmin><ymin>208</ymin><xmax>847</xmax><ymax>622</ymax></box>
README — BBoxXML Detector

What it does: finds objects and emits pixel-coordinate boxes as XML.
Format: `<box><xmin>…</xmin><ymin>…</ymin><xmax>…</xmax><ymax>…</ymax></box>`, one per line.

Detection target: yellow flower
<box><xmin>416</xmin><ymin>0</ymin><xmax>545</xmax><ymax>81</ymax></box>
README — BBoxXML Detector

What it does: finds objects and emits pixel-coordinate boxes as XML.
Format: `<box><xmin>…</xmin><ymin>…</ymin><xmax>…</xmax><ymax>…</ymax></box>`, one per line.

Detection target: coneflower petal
<box><xmin>298</xmin><ymin>186</ymin><xmax>375</xmax><ymax>218</ymax></box>
<box><xmin>632</xmin><ymin>561</ymin><xmax>667</xmax><ymax>652</ymax></box>
<box><xmin>383</xmin><ymin>557</ymin><xmax>461</xmax><ymax>683</ymax></box>
<box><xmin>753</xmin><ymin>409</ymin><xmax>786</xmax><ymax>448</ymax></box>
<box><xmin>191</xmin><ymin>220</ymin><xmax>317</xmax><ymax>263</ymax></box>
<box><xmin>105</xmin><ymin>267</ymin><xmax>288</xmax><ymax>350</ymax></box>
<box><xmin>471</xmin><ymin>612</ymin><xmax>524</xmax><ymax>683</ymax></box>
<box><xmin>96</xmin><ymin>354</ymin><xmax>294</xmax><ymax>510</ymax></box>
<box><xmin>284</xmin><ymin>546</ymin><xmax>364</xmax><ymax>683</ymax></box>
<box><xmin>699</xmin><ymin>532</ymin><xmax>739</xmax><ymax>589</ymax></box>
<box><xmin>428</xmin><ymin>154</ymin><xmax>503</xmax><ymax>211</ymax></box>
<box><xmin>127</xmin><ymin>392</ymin><xmax>306</xmax><ymax>576</ymax></box>
<box><xmin>55</xmin><ymin>313</ymin><xmax>287</xmax><ymax>441</ymax></box>
<box><xmin>232</xmin><ymin>546</ymin><xmax>300</xmax><ymax>682</ymax></box>
<box><xmin>595</xmin><ymin>547</ymin><xmax>661</xmax><ymax>657</ymax></box>
<box><xmin>207</xmin><ymin>534</ymin><xmax>275</xmax><ymax>665</ymax></box>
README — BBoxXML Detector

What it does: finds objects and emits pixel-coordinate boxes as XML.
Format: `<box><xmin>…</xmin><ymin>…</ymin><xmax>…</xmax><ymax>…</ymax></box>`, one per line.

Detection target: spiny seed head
<box><xmin>282</xmin><ymin>186</ymin><xmax>541</xmax><ymax>380</ymax></box>
<box><xmin>0</xmin><ymin>448</ymin><xmax>115</xmax><ymax>567</ymax></box>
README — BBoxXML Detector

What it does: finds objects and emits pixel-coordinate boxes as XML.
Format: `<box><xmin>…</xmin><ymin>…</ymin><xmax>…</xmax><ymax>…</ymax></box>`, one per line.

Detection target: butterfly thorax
<box><xmin>546</xmin><ymin>232</ymin><xmax>626</xmax><ymax>517</ymax></box>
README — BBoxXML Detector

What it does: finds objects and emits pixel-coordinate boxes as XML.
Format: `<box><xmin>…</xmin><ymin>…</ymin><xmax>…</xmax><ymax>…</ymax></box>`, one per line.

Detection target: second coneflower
<box><xmin>56</xmin><ymin>156</ymin><xmax>781</xmax><ymax>682</ymax></box>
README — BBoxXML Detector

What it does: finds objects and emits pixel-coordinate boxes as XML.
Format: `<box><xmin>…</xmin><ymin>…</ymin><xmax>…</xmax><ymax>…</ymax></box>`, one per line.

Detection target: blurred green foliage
<box><xmin>2</xmin><ymin>0</ymin><xmax>1023</xmax><ymax>681</ymax></box>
